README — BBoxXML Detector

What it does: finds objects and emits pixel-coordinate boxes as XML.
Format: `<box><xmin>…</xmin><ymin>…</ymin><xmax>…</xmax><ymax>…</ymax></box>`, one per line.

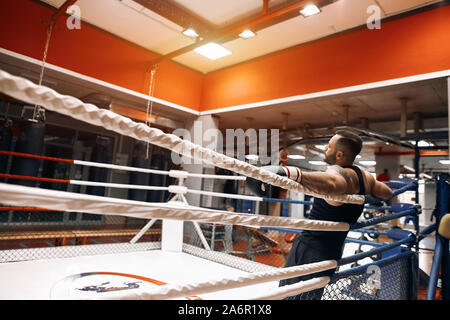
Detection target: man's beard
<box><xmin>324</xmin><ymin>151</ymin><xmax>337</xmax><ymax>165</ymax></box>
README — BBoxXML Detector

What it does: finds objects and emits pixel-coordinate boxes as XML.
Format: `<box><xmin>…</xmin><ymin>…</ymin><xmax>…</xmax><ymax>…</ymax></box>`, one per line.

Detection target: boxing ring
<box><xmin>0</xmin><ymin>69</ymin><xmax>438</xmax><ymax>300</ymax></box>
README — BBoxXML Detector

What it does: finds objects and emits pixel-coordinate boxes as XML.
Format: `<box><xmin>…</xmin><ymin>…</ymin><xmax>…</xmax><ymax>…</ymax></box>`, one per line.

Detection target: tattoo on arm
<box><xmin>330</xmin><ymin>165</ymin><xmax>351</xmax><ymax>185</ymax></box>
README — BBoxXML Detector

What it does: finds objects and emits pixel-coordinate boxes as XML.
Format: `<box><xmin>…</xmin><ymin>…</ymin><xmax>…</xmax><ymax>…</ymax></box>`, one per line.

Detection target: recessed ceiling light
<box><xmin>309</xmin><ymin>160</ymin><xmax>327</xmax><ymax>166</ymax></box>
<box><xmin>439</xmin><ymin>160</ymin><xmax>450</xmax><ymax>165</ymax></box>
<box><xmin>245</xmin><ymin>154</ymin><xmax>259</xmax><ymax>161</ymax></box>
<box><xmin>239</xmin><ymin>29</ymin><xmax>256</xmax><ymax>39</ymax></box>
<box><xmin>288</xmin><ymin>155</ymin><xmax>306</xmax><ymax>160</ymax></box>
<box><xmin>182</xmin><ymin>28</ymin><xmax>199</xmax><ymax>38</ymax></box>
<box><xmin>418</xmin><ymin>141</ymin><xmax>431</xmax><ymax>147</ymax></box>
<box><xmin>315</xmin><ymin>145</ymin><xmax>327</xmax><ymax>150</ymax></box>
<box><xmin>359</xmin><ymin>160</ymin><xmax>377</xmax><ymax>166</ymax></box>
<box><xmin>356</xmin><ymin>155</ymin><xmax>362</xmax><ymax>159</ymax></box>
<box><xmin>408</xmin><ymin>140</ymin><xmax>434</xmax><ymax>147</ymax></box>
<box><xmin>300</xmin><ymin>4</ymin><xmax>321</xmax><ymax>17</ymax></box>
<box><xmin>194</xmin><ymin>43</ymin><xmax>232</xmax><ymax>60</ymax></box>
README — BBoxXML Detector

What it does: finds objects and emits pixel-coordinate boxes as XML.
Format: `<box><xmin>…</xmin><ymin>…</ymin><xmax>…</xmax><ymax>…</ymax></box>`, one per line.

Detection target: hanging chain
<box><xmin>145</xmin><ymin>65</ymin><xmax>157</xmax><ymax>159</ymax></box>
<box><xmin>32</xmin><ymin>22</ymin><xmax>54</xmax><ymax>121</ymax></box>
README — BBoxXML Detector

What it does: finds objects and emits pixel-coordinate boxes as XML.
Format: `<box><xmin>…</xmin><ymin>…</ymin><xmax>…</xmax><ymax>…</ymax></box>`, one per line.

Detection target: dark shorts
<box><xmin>279</xmin><ymin>236</ymin><xmax>343</xmax><ymax>300</ymax></box>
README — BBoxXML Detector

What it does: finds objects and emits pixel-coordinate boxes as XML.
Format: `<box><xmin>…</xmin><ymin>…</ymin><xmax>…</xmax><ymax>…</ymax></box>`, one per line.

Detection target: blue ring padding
<box><xmin>260</xmin><ymin>228</ymin><xmax>388</xmax><ymax>247</ymax></box>
<box><xmin>386</xmin><ymin>228</ymin><xmax>414</xmax><ymax>241</ymax></box>
<box><xmin>262</xmin><ymin>197</ymin><xmax>313</xmax><ymax>205</ymax></box>
<box><xmin>365</xmin><ymin>205</ymin><xmax>392</xmax><ymax>210</ymax></box>
<box><xmin>384</xmin><ymin>178</ymin><xmax>416</xmax><ymax>188</ymax></box>
<box><xmin>350</xmin><ymin>208</ymin><xmax>419</xmax><ymax>229</ymax></box>
<box><xmin>332</xmin><ymin>250</ymin><xmax>414</xmax><ymax>279</ymax></box>
<box><xmin>364</xmin><ymin>181</ymin><xmax>418</xmax><ymax>205</ymax></box>
<box><xmin>364</xmin><ymin>203</ymin><xmax>416</xmax><ymax>212</ymax></box>
<box><xmin>418</xmin><ymin>223</ymin><xmax>437</xmax><ymax>242</ymax></box>
<box><xmin>351</xmin><ymin>229</ymin><xmax>388</xmax><ymax>236</ymax></box>
<box><xmin>259</xmin><ymin>226</ymin><xmax>303</xmax><ymax>234</ymax></box>
<box><xmin>385</xmin><ymin>181</ymin><xmax>410</xmax><ymax>189</ymax></box>
<box><xmin>344</xmin><ymin>238</ymin><xmax>384</xmax><ymax>247</ymax></box>
<box><xmin>426</xmin><ymin>234</ymin><xmax>445</xmax><ymax>300</ymax></box>
<box><xmin>390</xmin><ymin>203</ymin><xmax>416</xmax><ymax>212</ymax></box>
<box><xmin>392</xmin><ymin>181</ymin><xmax>418</xmax><ymax>196</ymax></box>
<box><xmin>337</xmin><ymin>235</ymin><xmax>415</xmax><ymax>266</ymax></box>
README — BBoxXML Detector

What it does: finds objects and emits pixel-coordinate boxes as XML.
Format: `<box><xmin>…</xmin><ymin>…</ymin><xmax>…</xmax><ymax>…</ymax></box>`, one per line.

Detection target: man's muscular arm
<box><xmin>366</xmin><ymin>173</ymin><xmax>393</xmax><ymax>200</ymax></box>
<box><xmin>298</xmin><ymin>166</ymin><xmax>351</xmax><ymax>196</ymax></box>
<box><xmin>247</xmin><ymin>165</ymin><xmax>362</xmax><ymax>198</ymax></box>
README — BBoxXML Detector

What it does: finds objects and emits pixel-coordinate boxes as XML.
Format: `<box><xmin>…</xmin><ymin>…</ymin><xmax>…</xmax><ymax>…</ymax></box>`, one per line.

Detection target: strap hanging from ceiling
<box><xmin>145</xmin><ymin>64</ymin><xmax>158</xmax><ymax>159</ymax></box>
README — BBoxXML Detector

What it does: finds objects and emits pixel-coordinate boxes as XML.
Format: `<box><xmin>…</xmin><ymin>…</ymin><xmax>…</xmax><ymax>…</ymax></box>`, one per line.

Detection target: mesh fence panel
<box><xmin>323</xmin><ymin>251</ymin><xmax>418</xmax><ymax>300</ymax></box>
<box><xmin>0</xmin><ymin>211</ymin><xmax>162</xmax><ymax>263</ymax></box>
<box><xmin>184</xmin><ymin>223</ymin><xmax>419</xmax><ymax>300</ymax></box>
<box><xmin>183</xmin><ymin>222</ymin><xmax>293</xmax><ymax>271</ymax></box>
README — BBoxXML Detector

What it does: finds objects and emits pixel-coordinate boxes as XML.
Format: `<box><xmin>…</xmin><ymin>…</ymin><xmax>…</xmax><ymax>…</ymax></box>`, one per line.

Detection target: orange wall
<box><xmin>1</xmin><ymin>1</ymin><xmax>449</xmax><ymax>114</ymax></box>
<box><xmin>0</xmin><ymin>0</ymin><xmax>204</xmax><ymax>111</ymax></box>
<box><xmin>201</xmin><ymin>4</ymin><xmax>450</xmax><ymax>111</ymax></box>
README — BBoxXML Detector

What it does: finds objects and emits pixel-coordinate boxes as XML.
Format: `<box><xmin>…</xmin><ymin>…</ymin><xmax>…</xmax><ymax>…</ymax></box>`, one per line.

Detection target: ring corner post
<box><xmin>161</xmin><ymin>219</ymin><xmax>184</xmax><ymax>252</ymax></box>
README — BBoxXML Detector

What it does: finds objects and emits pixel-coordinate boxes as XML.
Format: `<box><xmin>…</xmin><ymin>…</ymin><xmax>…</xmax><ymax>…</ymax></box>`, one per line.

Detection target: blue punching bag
<box><xmin>0</xmin><ymin>120</ymin><xmax>13</xmax><ymax>181</ymax></box>
<box><xmin>162</xmin><ymin>149</ymin><xmax>176</xmax><ymax>202</ymax></box>
<box><xmin>128</xmin><ymin>140</ymin><xmax>151</xmax><ymax>201</ymax></box>
<box><xmin>147</xmin><ymin>147</ymin><xmax>167</xmax><ymax>203</ymax></box>
<box><xmin>86</xmin><ymin>136</ymin><xmax>113</xmax><ymax>196</ymax></box>
<box><xmin>9</xmin><ymin>119</ymin><xmax>45</xmax><ymax>187</ymax></box>
<box><xmin>82</xmin><ymin>136</ymin><xmax>113</xmax><ymax>221</ymax></box>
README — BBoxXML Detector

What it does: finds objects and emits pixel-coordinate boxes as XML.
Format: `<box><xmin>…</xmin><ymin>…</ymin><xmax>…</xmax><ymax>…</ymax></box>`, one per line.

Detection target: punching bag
<box><xmin>162</xmin><ymin>149</ymin><xmax>174</xmax><ymax>202</ymax></box>
<box><xmin>147</xmin><ymin>147</ymin><xmax>167</xmax><ymax>203</ymax></box>
<box><xmin>82</xmin><ymin>136</ymin><xmax>113</xmax><ymax>221</ymax></box>
<box><xmin>128</xmin><ymin>140</ymin><xmax>151</xmax><ymax>201</ymax></box>
<box><xmin>0</xmin><ymin>120</ymin><xmax>13</xmax><ymax>181</ymax></box>
<box><xmin>86</xmin><ymin>136</ymin><xmax>113</xmax><ymax>197</ymax></box>
<box><xmin>220</xmin><ymin>169</ymin><xmax>238</xmax><ymax>210</ymax></box>
<box><xmin>9</xmin><ymin>119</ymin><xmax>45</xmax><ymax>187</ymax></box>
<box><xmin>163</xmin><ymin>162</ymin><xmax>177</xmax><ymax>202</ymax></box>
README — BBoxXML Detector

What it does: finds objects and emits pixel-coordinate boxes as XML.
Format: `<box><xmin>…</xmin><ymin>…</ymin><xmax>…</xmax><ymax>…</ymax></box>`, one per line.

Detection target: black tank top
<box><xmin>300</xmin><ymin>165</ymin><xmax>366</xmax><ymax>251</ymax></box>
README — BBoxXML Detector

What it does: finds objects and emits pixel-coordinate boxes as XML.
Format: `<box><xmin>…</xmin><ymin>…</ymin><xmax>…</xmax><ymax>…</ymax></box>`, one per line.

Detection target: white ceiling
<box><xmin>9</xmin><ymin>0</ymin><xmax>448</xmax><ymax>172</ymax></box>
<box><xmin>212</xmin><ymin>77</ymin><xmax>448</xmax><ymax>130</ymax></box>
<box><xmin>39</xmin><ymin>0</ymin><xmax>445</xmax><ymax>73</ymax></box>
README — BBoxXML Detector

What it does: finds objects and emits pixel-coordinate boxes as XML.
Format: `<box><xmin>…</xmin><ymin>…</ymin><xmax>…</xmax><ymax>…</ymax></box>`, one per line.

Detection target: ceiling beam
<box><xmin>133</xmin><ymin>0</ymin><xmax>214</xmax><ymax>37</ymax></box>
<box><xmin>48</xmin><ymin>0</ymin><xmax>78</xmax><ymax>25</ymax></box>
<box><xmin>263</xmin><ymin>0</ymin><xmax>269</xmax><ymax>15</ymax></box>
<box><xmin>149</xmin><ymin>0</ymin><xmax>324</xmax><ymax>65</ymax></box>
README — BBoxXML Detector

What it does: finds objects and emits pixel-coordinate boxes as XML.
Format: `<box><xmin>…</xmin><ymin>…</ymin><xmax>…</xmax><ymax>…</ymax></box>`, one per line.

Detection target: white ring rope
<box><xmin>65</xmin><ymin>180</ymin><xmax>262</xmax><ymax>201</ymax></box>
<box><xmin>74</xmin><ymin>160</ymin><xmax>246</xmax><ymax>180</ymax></box>
<box><xmin>180</xmin><ymin>172</ymin><xmax>246</xmax><ymax>180</ymax></box>
<box><xmin>0</xmin><ymin>183</ymin><xmax>349</xmax><ymax>231</ymax></box>
<box><xmin>92</xmin><ymin>260</ymin><xmax>336</xmax><ymax>300</ymax></box>
<box><xmin>0</xmin><ymin>69</ymin><xmax>364</xmax><ymax>205</ymax></box>
<box><xmin>248</xmin><ymin>276</ymin><xmax>330</xmax><ymax>300</ymax></box>
<box><xmin>0</xmin><ymin>151</ymin><xmax>246</xmax><ymax>181</ymax></box>
<box><xmin>74</xmin><ymin>159</ymin><xmax>171</xmax><ymax>176</ymax></box>
<box><xmin>187</xmin><ymin>188</ymin><xmax>263</xmax><ymax>201</ymax></box>
<box><xmin>70</xmin><ymin>180</ymin><xmax>170</xmax><ymax>191</ymax></box>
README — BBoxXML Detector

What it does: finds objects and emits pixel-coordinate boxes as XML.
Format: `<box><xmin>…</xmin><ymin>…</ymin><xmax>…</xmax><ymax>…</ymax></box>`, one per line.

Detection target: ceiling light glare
<box><xmin>309</xmin><ymin>160</ymin><xmax>327</xmax><ymax>166</ymax></box>
<box><xmin>182</xmin><ymin>28</ymin><xmax>199</xmax><ymax>38</ymax></box>
<box><xmin>239</xmin><ymin>29</ymin><xmax>256</xmax><ymax>39</ymax></box>
<box><xmin>409</xmin><ymin>140</ymin><xmax>434</xmax><ymax>147</ymax></box>
<box><xmin>359</xmin><ymin>160</ymin><xmax>377</xmax><ymax>166</ymax></box>
<box><xmin>300</xmin><ymin>4</ymin><xmax>321</xmax><ymax>17</ymax></box>
<box><xmin>194</xmin><ymin>43</ymin><xmax>232</xmax><ymax>60</ymax></box>
<box><xmin>245</xmin><ymin>154</ymin><xmax>259</xmax><ymax>161</ymax></box>
<box><xmin>288</xmin><ymin>155</ymin><xmax>306</xmax><ymax>160</ymax></box>
<box><xmin>315</xmin><ymin>145</ymin><xmax>327</xmax><ymax>150</ymax></box>
<box><xmin>439</xmin><ymin>159</ymin><xmax>450</xmax><ymax>165</ymax></box>
<box><xmin>418</xmin><ymin>140</ymin><xmax>433</xmax><ymax>147</ymax></box>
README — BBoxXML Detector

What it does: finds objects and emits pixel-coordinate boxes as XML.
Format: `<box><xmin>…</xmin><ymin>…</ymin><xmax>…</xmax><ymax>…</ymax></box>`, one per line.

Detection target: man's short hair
<box><xmin>334</xmin><ymin>130</ymin><xmax>363</xmax><ymax>161</ymax></box>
